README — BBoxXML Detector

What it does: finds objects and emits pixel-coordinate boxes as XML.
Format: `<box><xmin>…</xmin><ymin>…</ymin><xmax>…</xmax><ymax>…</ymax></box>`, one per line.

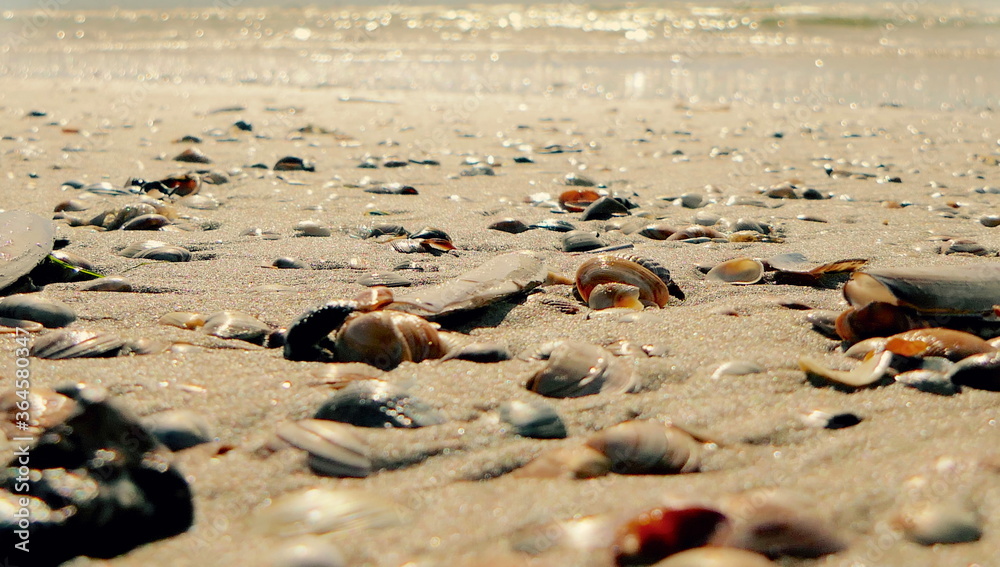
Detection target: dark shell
<box><xmin>564</xmin><ymin>173</ymin><xmax>596</xmax><ymax>187</ymax></box>
<box><xmin>488</xmin><ymin>218</ymin><xmax>531</xmax><ymax>234</ymax></box>
<box><xmin>497</xmin><ymin>400</ymin><xmax>567</xmax><ymax>439</ymax></box>
<box><xmin>273</xmin><ymin>257</ymin><xmax>309</xmax><ymax>269</ymax></box>
<box><xmin>0</xmin><ymin>294</ymin><xmax>76</xmax><ymax>328</ymax></box>
<box><xmin>79</xmin><ymin>277</ymin><xmax>132</xmax><ymax>292</ymax></box>
<box><xmin>637</xmin><ymin>223</ymin><xmax>678</xmax><ymax>240</ymax></box>
<box><xmin>947</xmin><ymin>351</ymin><xmax>1000</xmax><ymax>391</ymax></box>
<box><xmin>843</xmin><ymin>264</ymin><xmax>1000</xmax><ymax>315</ymax></box>
<box><xmin>314</xmin><ymin>380</ymin><xmax>445</xmax><ymax>428</ymax></box>
<box><xmin>409</xmin><ymin>227</ymin><xmax>451</xmax><ymax>241</ymax></box>
<box><xmin>142</xmin><ymin>409</ymin><xmax>213</xmax><ymax>451</ymax></box>
<box><xmin>283</xmin><ymin>300</ymin><xmax>359</xmax><ymax>362</ymax></box>
<box><xmin>30</xmin><ymin>329</ymin><xmax>125</xmax><ymax>359</ymax></box>
<box><xmin>274</xmin><ymin>156</ymin><xmax>316</xmax><ymax>171</ymax></box>
<box><xmin>276</xmin><ymin>419</ymin><xmax>372</xmax><ymax>478</ymax></box>
<box><xmin>580</xmin><ymin>196</ymin><xmax>630</xmax><ymax>221</ymax></box>
<box><xmin>561</xmin><ymin>231</ymin><xmax>606</xmax><ymax>252</ymax></box>
<box><xmin>173</xmin><ymin>147</ymin><xmax>212</xmax><ymax>163</ymax></box>
<box><xmin>531</xmin><ymin>218</ymin><xmax>576</xmax><ymax>232</ymax></box>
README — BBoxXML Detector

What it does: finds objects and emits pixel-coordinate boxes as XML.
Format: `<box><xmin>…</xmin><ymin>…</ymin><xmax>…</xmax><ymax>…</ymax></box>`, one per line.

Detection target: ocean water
<box><xmin>1</xmin><ymin>2</ymin><xmax>997</xmax><ymax>109</ymax></box>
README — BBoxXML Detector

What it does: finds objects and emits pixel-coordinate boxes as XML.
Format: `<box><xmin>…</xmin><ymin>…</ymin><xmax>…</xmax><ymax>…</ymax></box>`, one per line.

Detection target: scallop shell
<box><xmin>277</xmin><ymin>419</ymin><xmax>372</xmax><ymax>478</ymax></box>
<box><xmin>526</xmin><ymin>341</ymin><xmax>637</xmax><ymax>398</ymax></box>
<box><xmin>705</xmin><ymin>258</ymin><xmax>764</xmax><ymax>285</ymax></box>
<box><xmin>30</xmin><ymin>329</ymin><xmax>125</xmax><ymax>359</ymax></box>
<box><xmin>254</xmin><ymin>488</ymin><xmax>404</xmax><ymax>537</ymax></box>
<box><xmin>575</xmin><ymin>255</ymin><xmax>671</xmax><ymax>308</ymax></box>
<box><xmin>584</xmin><ymin>420</ymin><xmax>701</xmax><ymax>475</ymax></box>
<box><xmin>334</xmin><ymin>310</ymin><xmax>446</xmax><ymax>370</ymax></box>
<box><xmin>0</xmin><ymin>294</ymin><xmax>76</xmax><ymax>328</ymax></box>
<box><xmin>314</xmin><ymin>380</ymin><xmax>445</xmax><ymax>428</ymax></box>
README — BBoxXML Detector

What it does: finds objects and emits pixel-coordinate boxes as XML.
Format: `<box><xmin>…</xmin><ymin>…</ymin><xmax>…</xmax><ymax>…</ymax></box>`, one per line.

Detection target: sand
<box><xmin>2</xmin><ymin>3</ymin><xmax>1000</xmax><ymax>566</ymax></box>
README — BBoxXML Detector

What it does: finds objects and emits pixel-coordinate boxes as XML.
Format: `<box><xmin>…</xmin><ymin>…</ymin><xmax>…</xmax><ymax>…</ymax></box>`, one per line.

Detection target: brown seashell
<box><xmin>637</xmin><ymin>223</ymin><xmax>678</xmax><ymax>240</ymax></box>
<box><xmin>653</xmin><ymin>547</ymin><xmax>775</xmax><ymax>566</ymax></box>
<box><xmin>613</xmin><ymin>507</ymin><xmax>728</xmax><ymax>566</ymax></box>
<box><xmin>560</xmin><ymin>188</ymin><xmax>600</xmax><ymax>211</ymax></box>
<box><xmin>883</xmin><ymin>328</ymin><xmax>995</xmax><ymax>361</ymax></box>
<box><xmin>526</xmin><ymin>341</ymin><xmax>637</xmax><ymax>398</ymax></box>
<box><xmin>276</xmin><ymin>419</ymin><xmax>372</xmax><ymax>478</ymax></box>
<box><xmin>159</xmin><ymin>311</ymin><xmax>206</xmax><ymax>330</ymax></box>
<box><xmin>512</xmin><ymin>445</ymin><xmax>612</xmax><ymax>479</ymax></box>
<box><xmin>588</xmin><ymin>283</ymin><xmax>643</xmax><ymax>310</ymax></box>
<box><xmin>714</xmin><ymin>489</ymin><xmax>847</xmax><ymax>558</ymax></box>
<box><xmin>584</xmin><ymin>420</ymin><xmax>701</xmax><ymax>475</ymax></box>
<box><xmin>173</xmin><ymin>147</ymin><xmax>212</xmax><ymax>164</ymax></box>
<box><xmin>334</xmin><ymin>311</ymin><xmax>446</xmax><ymax>370</ymax></box>
<box><xmin>576</xmin><ymin>255</ymin><xmax>671</xmax><ymax>308</ymax></box>
<box><xmin>488</xmin><ymin>218</ymin><xmax>531</xmax><ymax>234</ymax></box>
<box><xmin>121</xmin><ymin>213</ymin><xmax>170</xmax><ymax>231</ymax></box>
<box><xmin>352</xmin><ymin>287</ymin><xmax>395</xmax><ymax>311</ymax></box>
<box><xmin>666</xmin><ymin>226</ymin><xmax>724</xmax><ymax>241</ymax></box>
<box><xmin>835</xmin><ymin>302</ymin><xmax>922</xmax><ymax>344</ymax></box>
<box><xmin>705</xmin><ymin>258</ymin><xmax>764</xmax><ymax>285</ymax></box>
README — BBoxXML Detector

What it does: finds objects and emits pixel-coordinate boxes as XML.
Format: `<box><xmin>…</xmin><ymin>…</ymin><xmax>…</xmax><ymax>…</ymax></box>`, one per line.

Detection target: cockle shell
<box><xmin>526</xmin><ymin>341</ymin><xmax>638</xmax><ymax>398</ymax></box>
<box><xmin>576</xmin><ymin>255</ymin><xmax>672</xmax><ymax>308</ymax></box>
<box><xmin>584</xmin><ymin>420</ymin><xmax>701</xmax><ymax>475</ymax></box>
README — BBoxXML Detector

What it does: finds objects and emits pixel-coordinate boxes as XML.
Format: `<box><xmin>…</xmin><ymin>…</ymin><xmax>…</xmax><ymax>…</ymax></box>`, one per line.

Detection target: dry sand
<box><xmin>2</xmin><ymin>4</ymin><xmax>1000</xmax><ymax>566</ymax></box>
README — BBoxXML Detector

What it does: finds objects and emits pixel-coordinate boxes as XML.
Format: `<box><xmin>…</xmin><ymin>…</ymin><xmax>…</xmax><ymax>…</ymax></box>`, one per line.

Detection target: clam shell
<box><xmin>0</xmin><ymin>294</ymin><xmax>76</xmax><ymax>328</ymax></box>
<box><xmin>142</xmin><ymin>409</ymin><xmax>213</xmax><ymax>451</ymax></box>
<box><xmin>121</xmin><ymin>213</ymin><xmax>170</xmax><ymax>231</ymax></box>
<box><xmin>315</xmin><ymin>380</ymin><xmax>445</xmax><ymax>428</ymax></box>
<box><xmin>277</xmin><ymin>419</ymin><xmax>372</xmax><ymax>477</ymax></box>
<box><xmin>177</xmin><ymin>194</ymin><xmax>220</xmax><ymax>210</ymax></box>
<box><xmin>159</xmin><ymin>311</ymin><xmax>206</xmax><ymax>330</ymax></box>
<box><xmin>133</xmin><ymin>246</ymin><xmax>192</xmax><ymax>262</ymax></box>
<box><xmin>273</xmin><ymin>257</ymin><xmax>309</xmax><ymax>269</ymax></box>
<box><xmin>442</xmin><ymin>341</ymin><xmax>512</xmax><ymax>363</ymax></box>
<box><xmin>294</xmin><ymin>220</ymin><xmax>332</xmax><ymax>237</ymax></box>
<box><xmin>119</xmin><ymin>240</ymin><xmax>167</xmax><ymax>258</ymax></box>
<box><xmin>357</xmin><ymin>271</ymin><xmax>411</xmax><ymax>288</ymax></box>
<box><xmin>30</xmin><ymin>329</ymin><xmax>125</xmax><ymax>359</ymax></box>
<box><xmin>587</xmin><ymin>282</ymin><xmax>643</xmax><ymax>310</ymax></box>
<box><xmin>575</xmin><ymin>255</ymin><xmax>671</xmax><ymax>308</ymax></box>
<box><xmin>946</xmin><ymin>350</ymin><xmax>1000</xmax><ymax>391</ymax></box>
<box><xmin>705</xmin><ymin>258</ymin><xmax>764</xmax><ymax>285</ymax></box>
<box><xmin>653</xmin><ymin>548</ymin><xmax>775</xmax><ymax>567</ymax></box>
<box><xmin>497</xmin><ymin>400</ymin><xmax>567</xmax><ymax>439</ymax></box>
<box><xmin>585</xmin><ymin>420</ymin><xmax>701</xmax><ymax>475</ymax></box>
<box><xmin>561</xmin><ymin>231</ymin><xmax>606</xmax><ymax>252</ymax></box>
<box><xmin>766</xmin><ymin>252</ymin><xmax>866</xmax><ymax>275</ymax></box>
<box><xmin>274</xmin><ymin>156</ymin><xmax>315</xmax><ymax>171</ymax></box>
<box><xmin>283</xmin><ymin>300</ymin><xmax>359</xmax><ymax>362</ymax></box>
<box><xmin>202</xmin><ymin>311</ymin><xmax>273</xmax><ymax>345</ymax></box>
<box><xmin>883</xmin><ymin>328</ymin><xmax>995</xmax><ymax>361</ymax></box>
<box><xmin>843</xmin><ymin>264</ymin><xmax>1000</xmax><ymax>314</ymax></box>
<box><xmin>563</xmin><ymin>174</ymin><xmax>597</xmax><ymax>188</ymax></box>
<box><xmin>0</xmin><ymin>210</ymin><xmax>54</xmax><ymax>292</ymax></box>
<box><xmin>892</xmin><ymin>499</ymin><xmax>983</xmax><ymax>545</ymax></box>
<box><xmin>580</xmin><ymin>196</ymin><xmax>629</xmax><ymax>221</ymax></box>
<box><xmin>409</xmin><ymin>227</ymin><xmax>451</xmax><ymax>241</ymax></box>
<box><xmin>173</xmin><ymin>147</ymin><xmax>212</xmax><ymax>163</ymax></box>
<box><xmin>78</xmin><ymin>277</ymin><xmax>133</xmax><ymax>292</ymax></box>
<box><xmin>666</xmin><ymin>226</ymin><xmax>724</xmax><ymax>241</ymax></box>
<box><xmin>531</xmin><ymin>218</ymin><xmax>576</xmax><ymax>232</ymax></box>
<box><xmin>637</xmin><ymin>223</ymin><xmax>678</xmax><ymax>240</ymax></box>
<box><xmin>254</xmin><ymin>488</ymin><xmax>404</xmax><ymax>537</ymax></box>
<box><xmin>334</xmin><ymin>310</ymin><xmax>446</xmax><ymax>370</ymax></box>
<box><xmin>799</xmin><ymin>351</ymin><xmax>895</xmax><ymax>391</ymax></box>
<box><xmin>511</xmin><ymin>445</ymin><xmax>612</xmax><ymax>479</ymax></box>
<box><xmin>526</xmin><ymin>341</ymin><xmax>637</xmax><ymax>398</ymax></box>
<box><xmin>895</xmin><ymin>357</ymin><xmax>958</xmax><ymax>395</ymax></box>
<box><xmin>488</xmin><ymin>218</ymin><xmax>531</xmax><ymax>234</ymax></box>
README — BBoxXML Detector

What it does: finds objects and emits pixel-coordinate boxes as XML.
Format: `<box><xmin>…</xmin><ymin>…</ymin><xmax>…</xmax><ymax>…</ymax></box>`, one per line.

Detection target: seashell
<box><xmin>834</xmin><ymin>302</ymin><xmax>922</xmax><ymax>344</ymax></box>
<box><xmin>391</xmin><ymin>238</ymin><xmax>429</xmax><ymax>254</ymax></box>
<box><xmin>408</xmin><ymin>227</ymin><xmax>451</xmax><ymax>241</ymax></box>
<box><xmin>0</xmin><ymin>317</ymin><xmax>44</xmax><ymax>333</ymax></box>
<box><xmin>315</xmin><ymin>380</ymin><xmax>445</xmax><ymax>428</ymax></box>
<box><xmin>526</xmin><ymin>341</ymin><xmax>637</xmax><ymax>398</ymax></box>
<box><xmin>715</xmin><ymin>489</ymin><xmax>847</xmax><ymax>558</ymax></box>
<box><xmin>159</xmin><ymin>311</ymin><xmax>206</xmax><ymax>330</ymax></box>
<box><xmin>276</xmin><ymin>419</ymin><xmax>372</xmax><ymax>477</ymax></box>
<box><xmin>584</xmin><ymin>420</ymin><xmax>701</xmax><ymax>475</ymax></box>
<box><xmin>0</xmin><ymin>387</ymin><xmax>76</xmax><ymax>438</ymax></box>
<box><xmin>799</xmin><ymin>351</ymin><xmax>895</xmax><ymax>391</ymax></box>
<box><xmin>564</xmin><ymin>173</ymin><xmax>596</xmax><ymax>188</ymax></box>
<box><xmin>30</xmin><ymin>329</ymin><xmax>125</xmax><ymax>359</ymax></box>
<box><xmin>365</xmin><ymin>183</ymin><xmax>417</xmax><ymax>195</ymax></box>
<box><xmin>892</xmin><ymin>499</ymin><xmax>982</xmax><ymax>545</ymax></box>
<box><xmin>133</xmin><ymin>245</ymin><xmax>192</xmax><ymax>262</ymax></box>
<box><xmin>173</xmin><ymin>147</ymin><xmax>212</xmax><ymax>163</ymax></box>
<box><xmin>142</xmin><ymin>409</ymin><xmax>213</xmax><ymax>451</ymax></box>
<box><xmin>653</xmin><ymin>548</ymin><xmax>775</xmax><ymax>567</ymax></box>
<box><xmin>273</xmin><ymin>257</ymin><xmax>309</xmax><ymax>269</ymax></box>
<box><xmin>510</xmin><ymin>515</ymin><xmax>615</xmax><ymax>555</ymax></box>
<box><xmin>54</xmin><ymin>199</ymin><xmax>90</xmax><ymax>212</ymax></box>
<box><xmin>274</xmin><ymin>156</ymin><xmax>316</xmax><ymax>171</ymax></box>
<box><xmin>0</xmin><ymin>294</ymin><xmax>76</xmax><ymax>328</ymax></box>
<box><xmin>78</xmin><ymin>277</ymin><xmax>133</xmax><ymax>292</ymax></box>
<box><xmin>531</xmin><ymin>218</ymin><xmax>576</xmax><ymax>232</ymax></box>
<box><xmin>705</xmin><ymin>258</ymin><xmax>764</xmax><ymax>285</ymax></box>
<box><xmin>386</xmin><ymin>251</ymin><xmax>551</xmax><ymax>319</ymax></box>
<box><xmin>270</xmin><ymin>539</ymin><xmax>347</xmax><ymax>567</ymax></box>
<box><xmin>294</xmin><ymin>220</ymin><xmax>332</xmax><ymax>237</ymax></box>
<box><xmin>692</xmin><ymin>211</ymin><xmax>720</xmax><ymax>226</ymax></box>
<box><xmin>731</xmin><ymin>218</ymin><xmax>771</xmax><ymax>234</ymax></box>
<box><xmin>120</xmin><ymin>337</ymin><xmax>176</xmax><ymax>356</ymax></box>
<box><xmin>843</xmin><ymin>337</ymin><xmax>889</xmax><ymax>359</ymax></box>
<box><xmin>883</xmin><ymin>328</ymin><xmax>995</xmax><ymax>361</ymax></box>
<box><xmin>334</xmin><ymin>311</ymin><xmax>447</xmax><ymax>370</ymax></box>
<box><xmin>177</xmin><ymin>194</ymin><xmax>220</xmax><ymax>210</ymax></box>
<box><xmin>119</xmin><ymin>240</ymin><xmax>166</xmax><ymax>258</ymax></box>
<box><xmin>0</xmin><ymin>210</ymin><xmax>54</xmax><ymax>292</ymax></box>
<box><xmin>666</xmin><ymin>226</ymin><xmax>724</xmax><ymax>241</ymax></box>
<box><xmin>637</xmin><ymin>223</ymin><xmax>678</xmax><ymax>240</ymax></box>
<box><xmin>497</xmin><ymin>400</ymin><xmax>567</xmax><ymax>439</ymax></box>
<box><xmin>946</xmin><ymin>350</ymin><xmax>1000</xmax><ymax>391</ymax></box>
<box><xmin>580</xmin><ymin>196</ymin><xmax>630</xmax><ymax>221</ymax></box>
<box><xmin>488</xmin><ymin>218</ymin><xmax>531</xmax><ymax>234</ymax></box>
<box><xmin>442</xmin><ymin>341</ymin><xmax>512</xmax><ymax>363</ymax></box>
<box><xmin>843</xmin><ymin>263</ymin><xmax>1000</xmax><ymax>315</ymax></box>
<box><xmin>511</xmin><ymin>445</ymin><xmax>612</xmax><ymax>480</ymax></box>
<box><xmin>283</xmin><ymin>300</ymin><xmax>359</xmax><ymax>362</ymax></box>
<box><xmin>352</xmin><ymin>287</ymin><xmax>394</xmax><ymax>311</ymax></box>
<box><xmin>575</xmin><ymin>255</ymin><xmax>671</xmax><ymax>308</ymax></box>
<box><xmin>360</xmin><ymin>223</ymin><xmax>409</xmax><ymax>239</ymax></box>
<box><xmin>121</xmin><ymin>213</ymin><xmax>170</xmax><ymax>231</ymax></box>
<box><xmin>799</xmin><ymin>409</ymin><xmax>862</xmax><ymax>429</ymax></box>
<box><xmin>613</xmin><ymin>507</ymin><xmax>728</xmax><ymax>566</ymax></box>
<box><xmin>766</xmin><ymin>252</ymin><xmax>867</xmax><ymax>285</ymax></box>
<box><xmin>460</xmin><ymin>164</ymin><xmax>494</xmax><ymax>176</ymax></box>
<box><xmin>587</xmin><ymin>282</ymin><xmax>643</xmax><ymax>310</ymax></box>
<box><xmin>202</xmin><ymin>311</ymin><xmax>273</xmax><ymax>345</ymax></box>
<box><xmin>357</xmin><ymin>271</ymin><xmax>411</xmax><ymax>288</ymax></box>
<box><xmin>254</xmin><ymin>488</ymin><xmax>404</xmax><ymax>537</ymax></box>
<box><xmin>561</xmin><ymin>230</ymin><xmax>606</xmax><ymax>252</ymax></box>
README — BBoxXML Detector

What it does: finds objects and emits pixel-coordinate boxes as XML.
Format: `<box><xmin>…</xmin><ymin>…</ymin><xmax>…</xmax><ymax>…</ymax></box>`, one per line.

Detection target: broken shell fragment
<box><xmin>799</xmin><ymin>351</ymin><xmax>895</xmax><ymax>391</ymax></box>
<box><xmin>276</xmin><ymin>419</ymin><xmax>372</xmax><ymax>478</ymax></box>
<box><xmin>526</xmin><ymin>341</ymin><xmax>638</xmax><ymax>398</ymax></box>
<box><xmin>584</xmin><ymin>420</ymin><xmax>701</xmax><ymax>475</ymax></box>
<box><xmin>705</xmin><ymin>258</ymin><xmax>764</xmax><ymax>285</ymax></box>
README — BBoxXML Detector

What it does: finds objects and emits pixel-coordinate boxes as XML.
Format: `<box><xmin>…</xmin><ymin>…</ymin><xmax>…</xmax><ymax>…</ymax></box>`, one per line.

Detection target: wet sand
<box><xmin>2</xmin><ymin>4</ymin><xmax>1000</xmax><ymax>567</ymax></box>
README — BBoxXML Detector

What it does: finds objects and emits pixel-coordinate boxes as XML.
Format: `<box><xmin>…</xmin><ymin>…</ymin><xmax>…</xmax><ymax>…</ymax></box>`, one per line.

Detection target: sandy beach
<box><xmin>2</xmin><ymin>3</ymin><xmax>1000</xmax><ymax>566</ymax></box>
